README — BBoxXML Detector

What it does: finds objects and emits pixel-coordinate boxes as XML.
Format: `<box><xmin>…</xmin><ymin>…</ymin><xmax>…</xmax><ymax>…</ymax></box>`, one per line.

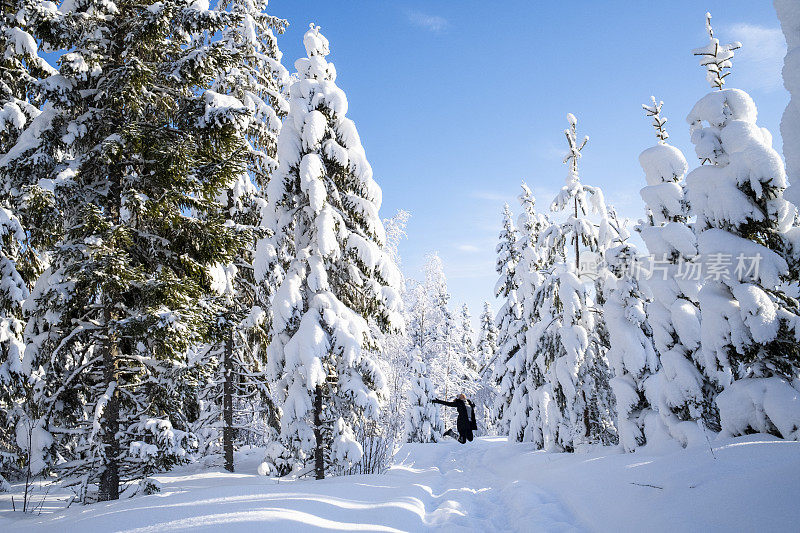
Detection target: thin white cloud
<box><xmin>405</xmin><ymin>10</ymin><xmax>448</xmax><ymax>32</ymax></box>
<box><xmin>456</xmin><ymin>244</ymin><xmax>481</xmax><ymax>253</ymax></box>
<box><xmin>726</xmin><ymin>23</ymin><xmax>786</xmax><ymax>92</ymax></box>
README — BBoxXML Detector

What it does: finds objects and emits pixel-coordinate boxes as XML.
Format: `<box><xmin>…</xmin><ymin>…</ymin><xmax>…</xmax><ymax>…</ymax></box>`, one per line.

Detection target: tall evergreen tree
<box><xmin>476</xmin><ymin>301</ymin><xmax>498</xmax><ymax>371</ymax></box>
<box><xmin>508</xmin><ymin>183</ymin><xmax>550</xmax><ymax>443</ymax></box>
<box><xmin>603</xmin><ymin>239</ymin><xmax>657</xmax><ymax>452</ymax></box>
<box><xmin>193</xmin><ymin>0</ymin><xmax>290</xmax><ymax>473</ymax></box>
<box><xmin>458</xmin><ymin>304</ymin><xmax>478</xmax><ymax>374</ymax></box>
<box><xmin>491</xmin><ymin>204</ymin><xmax>521</xmax><ymax>435</ymax></box>
<box><xmin>636</xmin><ymin>98</ymin><xmax>717</xmax><ymax>445</ymax></box>
<box><xmin>12</xmin><ymin>0</ymin><xmax>248</xmax><ymax>502</ymax></box>
<box><xmin>685</xmin><ymin>14</ymin><xmax>800</xmax><ymax>440</ymax></box>
<box><xmin>475</xmin><ymin>300</ymin><xmax>498</xmax><ymax>433</ymax></box>
<box><xmin>541</xmin><ymin>114</ymin><xmax>617</xmax><ymax>450</ymax></box>
<box><xmin>0</xmin><ymin>2</ymin><xmax>59</xmax><ymax>487</ymax></box>
<box><xmin>258</xmin><ymin>25</ymin><xmax>402</xmax><ymax>479</ymax></box>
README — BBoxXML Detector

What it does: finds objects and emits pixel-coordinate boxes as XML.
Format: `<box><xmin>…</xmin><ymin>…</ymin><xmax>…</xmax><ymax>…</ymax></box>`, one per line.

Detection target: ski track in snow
<box><xmin>0</xmin><ymin>437</ymin><xmax>580</xmax><ymax>533</ymax></box>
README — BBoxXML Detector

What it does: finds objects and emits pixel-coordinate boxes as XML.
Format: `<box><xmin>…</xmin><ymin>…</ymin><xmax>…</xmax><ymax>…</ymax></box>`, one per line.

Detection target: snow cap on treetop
<box><xmin>304</xmin><ymin>23</ymin><xmax>330</xmax><ymax>57</ymax></box>
<box><xmin>692</xmin><ymin>12</ymin><xmax>741</xmax><ymax>90</ymax></box>
<box><xmin>296</xmin><ymin>24</ymin><xmax>336</xmax><ymax>82</ymax></box>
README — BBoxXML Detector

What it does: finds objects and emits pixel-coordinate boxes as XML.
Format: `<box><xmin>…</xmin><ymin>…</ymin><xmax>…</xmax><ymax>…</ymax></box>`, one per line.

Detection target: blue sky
<box><xmin>270</xmin><ymin>0</ymin><xmax>789</xmax><ymax>325</ymax></box>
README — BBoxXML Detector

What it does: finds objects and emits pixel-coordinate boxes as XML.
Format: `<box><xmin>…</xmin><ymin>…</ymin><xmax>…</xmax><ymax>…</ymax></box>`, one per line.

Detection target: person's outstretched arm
<box><xmin>432</xmin><ymin>399</ymin><xmax>457</xmax><ymax>407</ymax></box>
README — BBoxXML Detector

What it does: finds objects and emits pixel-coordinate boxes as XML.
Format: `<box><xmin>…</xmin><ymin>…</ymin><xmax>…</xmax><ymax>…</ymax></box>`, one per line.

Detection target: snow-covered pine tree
<box><xmin>543</xmin><ymin>114</ymin><xmax>617</xmax><ymax>450</ymax></box>
<box><xmin>636</xmin><ymin>98</ymin><xmax>717</xmax><ymax>446</ymax></box>
<box><xmin>404</xmin><ymin>348</ymin><xmax>442</xmax><ymax>443</ymax></box>
<box><xmin>454</xmin><ymin>303</ymin><xmax>480</xmax><ymax>400</ymax></box>
<box><xmin>509</xmin><ymin>183</ymin><xmax>550</xmax><ymax>443</ymax></box>
<box><xmin>193</xmin><ymin>0</ymin><xmax>290</xmax><ymax>473</ymax></box>
<box><xmin>0</xmin><ymin>207</ymin><xmax>28</xmax><ymax>490</ymax></box>
<box><xmin>458</xmin><ymin>304</ymin><xmax>479</xmax><ymax>374</ymax></box>
<box><xmin>524</xmin><ymin>224</ymin><xmax>566</xmax><ymax>450</ymax></box>
<box><xmin>0</xmin><ymin>0</ymin><xmax>60</xmax><ymax>274</ymax></box>
<box><xmin>475</xmin><ymin>301</ymin><xmax>498</xmax><ymax>433</ymax></box>
<box><xmin>476</xmin><ymin>301</ymin><xmax>498</xmax><ymax>370</ymax></box>
<box><xmin>685</xmin><ymin>14</ymin><xmax>800</xmax><ymax>440</ymax></box>
<box><xmin>775</xmin><ymin>0</ymin><xmax>800</xmax><ymax>206</ymax></box>
<box><xmin>491</xmin><ymin>204</ymin><xmax>521</xmax><ymax>435</ymax></box>
<box><xmin>0</xmin><ymin>0</ymin><xmax>52</xmax><ymax>151</ymax></box>
<box><xmin>258</xmin><ymin>25</ymin><xmax>402</xmax><ymax>479</ymax></box>
<box><xmin>214</xmin><ymin>0</ymin><xmax>289</xmax><ymax>190</ymax></box>
<box><xmin>603</xmin><ymin>238</ymin><xmax>658</xmax><ymax>452</ymax></box>
<box><xmin>0</xmin><ymin>4</ymin><xmax>59</xmax><ymax>487</ymax></box>
<box><xmin>13</xmin><ymin>0</ymin><xmax>249</xmax><ymax>501</ymax></box>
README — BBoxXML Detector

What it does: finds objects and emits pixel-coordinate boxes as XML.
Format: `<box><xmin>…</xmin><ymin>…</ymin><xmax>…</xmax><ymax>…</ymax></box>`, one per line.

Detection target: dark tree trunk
<box><xmin>98</xmin><ymin>306</ymin><xmax>120</xmax><ymax>502</ymax></box>
<box><xmin>223</xmin><ymin>327</ymin><xmax>234</xmax><ymax>473</ymax></box>
<box><xmin>314</xmin><ymin>384</ymin><xmax>324</xmax><ymax>480</ymax></box>
<box><xmin>582</xmin><ymin>390</ymin><xmax>591</xmax><ymax>438</ymax></box>
<box><xmin>574</xmin><ymin>196</ymin><xmax>580</xmax><ymax>271</ymax></box>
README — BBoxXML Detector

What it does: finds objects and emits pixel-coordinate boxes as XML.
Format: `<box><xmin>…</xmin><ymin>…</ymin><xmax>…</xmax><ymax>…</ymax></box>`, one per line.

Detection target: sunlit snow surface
<box><xmin>2</xmin><ymin>435</ymin><xmax>799</xmax><ymax>532</ymax></box>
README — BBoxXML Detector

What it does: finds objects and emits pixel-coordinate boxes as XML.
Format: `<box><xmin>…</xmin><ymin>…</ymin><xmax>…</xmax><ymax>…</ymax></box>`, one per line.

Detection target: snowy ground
<box><xmin>1</xmin><ymin>435</ymin><xmax>798</xmax><ymax>532</ymax></box>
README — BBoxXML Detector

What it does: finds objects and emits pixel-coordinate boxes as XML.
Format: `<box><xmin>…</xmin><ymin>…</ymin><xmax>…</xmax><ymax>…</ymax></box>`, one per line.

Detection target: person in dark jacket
<box><xmin>432</xmin><ymin>393</ymin><xmax>478</xmax><ymax>444</ymax></box>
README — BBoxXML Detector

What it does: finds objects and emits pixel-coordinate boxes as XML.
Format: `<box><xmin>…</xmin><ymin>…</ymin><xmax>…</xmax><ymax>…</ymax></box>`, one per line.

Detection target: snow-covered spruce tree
<box><xmin>685</xmin><ymin>14</ymin><xmax>800</xmax><ymax>440</ymax></box>
<box><xmin>458</xmin><ymin>304</ymin><xmax>479</xmax><ymax>374</ymax></box>
<box><xmin>0</xmin><ymin>0</ymin><xmax>60</xmax><ymax>275</ymax></box>
<box><xmin>474</xmin><ymin>301</ymin><xmax>498</xmax><ymax>432</ymax></box>
<box><xmin>258</xmin><ymin>25</ymin><xmax>402</xmax><ymax>479</ymax></box>
<box><xmin>635</xmin><ymin>98</ymin><xmax>717</xmax><ymax>445</ymax></box>
<box><xmin>491</xmin><ymin>204</ymin><xmax>522</xmax><ymax>434</ymax></box>
<box><xmin>12</xmin><ymin>1</ymin><xmax>249</xmax><ymax>502</ymax></box>
<box><xmin>0</xmin><ymin>3</ymin><xmax>60</xmax><ymax>487</ymax></box>
<box><xmin>453</xmin><ymin>303</ymin><xmax>480</xmax><ymax>424</ymax></box>
<box><xmin>192</xmin><ymin>0</ymin><xmax>290</xmax><ymax>473</ymax></box>
<box><xmin>404</xmin><ymin>348</ymin><xmax>443</xmax><ymax>443</ymax></box>
<box><xmin>602</xmin><ymin>239</ymin><xmax>658</xmax><ymax>452</ymax></box>
<box><xmin>0</xmin><ymin>207</ymin><xmax>28</xmax><ymax>490</ymax></box>
<box><xmin>775</xmin><ymin>0</ymin><xmax>800</xmax><ymax>206</ymax></box>
<box><xmin>0</xmin><ymin>0</ymin><xmax>54</xmax><ymax>153</ymax></box>
<box><xmin>454</xmin><ymin>303</ymin><xmax>480</xmax><ymax>402</ymax></box>
<box><xmin>509</xmin><ymin>183</ymin><xmax>551</xmax><ymax>444</ymax></box>
<box><xmin>524</xmin><ymin>224</ymin><xmax>566</xmax><ymax>450</ymax></box>
<box><xmin>476</xmin><ymin>301</ymin><xmax>498</xmax><ymax>370</ymax></box>
<box><xmin>542</xmin><ymin>114</ymin><xmax>617</xmax><ymax>450</ymax></box>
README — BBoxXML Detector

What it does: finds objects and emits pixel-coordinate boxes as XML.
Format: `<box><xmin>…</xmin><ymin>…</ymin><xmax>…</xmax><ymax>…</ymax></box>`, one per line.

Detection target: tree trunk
<box><xmin>314</xmin><ymin>384</ymin><xmax>324</xmax><ymax>480</ymax></box>
<box><xmin>574</xmin><ymin>196</ymin><xmax>580</xmax><ymax>271</ymax></box>
<box><xmin>223</xmin><ymin>326</ymin><xmax>234</xmax><ymax>473</ymax></box>
<box><xmin>582</xmin><ymin>390</ymin><xmax>591</xmax><ymax>438</ymax></box>
<box><xmin>98</xmin><ymin>306</ymin><xmax>120</xmax><ymax>502</ymax></box>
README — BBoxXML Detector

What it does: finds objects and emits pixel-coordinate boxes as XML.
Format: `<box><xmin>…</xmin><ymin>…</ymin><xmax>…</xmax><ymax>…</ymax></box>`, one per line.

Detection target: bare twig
<box><xmin>630</xmin><ymin>482</ymin><xmax>663</xmax><ymax>490</ymax></box>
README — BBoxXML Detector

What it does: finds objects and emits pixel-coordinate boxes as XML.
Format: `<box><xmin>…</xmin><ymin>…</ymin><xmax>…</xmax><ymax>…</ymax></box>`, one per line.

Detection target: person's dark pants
<box><xmin>445</xmin><ymin>427</ymin><xmax>474</xmax><ymax>443</ymax></box>
<box><xmin>457</xmin><ymin>431</ymin><xmax>474</xmax><ymax>444</ymax></box>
